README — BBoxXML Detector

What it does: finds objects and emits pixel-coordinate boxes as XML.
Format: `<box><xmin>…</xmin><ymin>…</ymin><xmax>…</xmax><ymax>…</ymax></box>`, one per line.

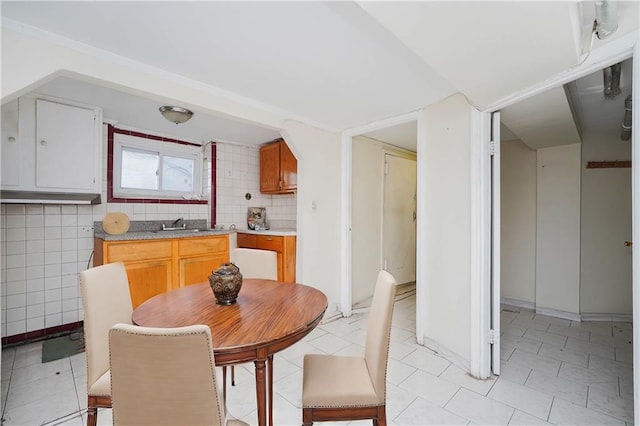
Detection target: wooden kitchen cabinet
<box><xmin>94</xmin><ymin>234</ymin><xmax>229</xmax><ymax>308</ymax></box>
<box><xmin>237</xmin><ymin>233</ymin><xmax>296</xmax><ymax>282</ymax></box>
<box><xmin>260</xmin><ymin>139</ymin><xmax>297</xmax><ymax>193</ymax></box>
<box><xmin>177</xmin><ymin>237</ymin><xmax>229</xmax><ymax>287</ymax></box>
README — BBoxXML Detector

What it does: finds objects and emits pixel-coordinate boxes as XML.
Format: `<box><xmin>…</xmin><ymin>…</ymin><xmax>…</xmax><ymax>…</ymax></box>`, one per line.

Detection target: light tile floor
<box><xmin>0</xmin><ymin>290</ymin><xmax>634</xmax><ymax>425</ymax></box>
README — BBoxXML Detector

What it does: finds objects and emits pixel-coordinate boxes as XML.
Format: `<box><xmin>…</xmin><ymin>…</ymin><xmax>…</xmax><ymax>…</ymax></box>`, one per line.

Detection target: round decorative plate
<box><xmin>102</xmin><ymin>212</ymin><xmax>130</xmax><ymax>235</ymax></box>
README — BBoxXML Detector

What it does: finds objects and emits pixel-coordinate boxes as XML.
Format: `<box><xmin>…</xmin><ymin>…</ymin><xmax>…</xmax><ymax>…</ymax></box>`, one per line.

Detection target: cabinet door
<box><xmin>237</xmin><ymin>233</ymin><xmax>257</xmax><ymax>248</ymax></box>
<box><xmin>124</xmin><ymin>259</ymin><xmax>173</xmax><ymax>308</ymax></box>
<box><xmin>280</xmin><ymin>141</ymin><xmax>297</xmax><ymax>191</ymax></box>
<box><xmin>179</xmin><ymin>254</ymin><xmax>228</xmax><ymax>287</ymax></box>
<box><xmin>1</xmin><ymin>99</ymin><xmax>20</xmax><ymax>187</ymax></box>
<box><xmin>260</xmin><ymin>142</ymin><xmax>281</xmax><ymax>193</ymax></box>
<box><xmin>36</xmin><ymin>99</ymin><xmax>96</xmax><ymax>190</ymax></box>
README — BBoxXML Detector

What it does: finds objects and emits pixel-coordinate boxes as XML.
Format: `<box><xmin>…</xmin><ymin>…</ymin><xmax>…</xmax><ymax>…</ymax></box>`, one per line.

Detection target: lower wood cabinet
<box><xmin>236</xmin><ymin>233</ymin><xmax>296</xmax><ymax>283</ymax></box>
<box><xmin>94</xmin><ymin>235</ymin><xmax>229</xmax><ymax>308</ymax></box>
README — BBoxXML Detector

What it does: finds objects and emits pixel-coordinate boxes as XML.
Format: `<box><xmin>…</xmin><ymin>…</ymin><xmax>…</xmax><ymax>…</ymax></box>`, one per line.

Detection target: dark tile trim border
<box><xmin>2</xmin><ymin>321</ymin><xmax>83</xmax><ymax>346</ymax></box>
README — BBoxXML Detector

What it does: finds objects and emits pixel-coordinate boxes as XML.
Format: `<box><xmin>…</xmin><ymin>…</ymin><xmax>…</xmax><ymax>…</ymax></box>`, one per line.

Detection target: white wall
<box><xmin>422</xmin><ymin>94</ymin><xmax>472</xmax><ymax>364</ymax></box>
<box><xmin>536</xmin><ymin>143</ymin><xmax>581</xmax><ymax>316</ymax></box>
<box><xmin>351</xmin><ymin>136</ymin><xmax>416</xmax><ymax>304</ymax></box>
<box><xmin>281</xmin><ymin>120</ymin><xmax>342</xmax><ymax>314</ymax></box>
<box><xmin>581</xmin><ymin>129</ymin><xmax>632</xmax><ymax>315</ymax></box>
<box><xmin>501</xmin><ymin>139</ymin><xmax>537</xmax><ymax>305</ymax></box>
<box><xmin>352</xmin><ymin>136</ymin><xmax>384</xmax><ymax>304</ymax></box>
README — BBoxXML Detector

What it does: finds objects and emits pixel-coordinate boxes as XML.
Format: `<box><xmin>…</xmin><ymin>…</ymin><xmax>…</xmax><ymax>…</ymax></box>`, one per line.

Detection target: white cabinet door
<box><xmin>1</xmin><ymin>99</ymin><xmax>20</xmax><ymax>187</ymax></box>
<box><xmin>36</xmin><ymin>99</ymin><xmax>96</xmax><ymax>190</ymax></box>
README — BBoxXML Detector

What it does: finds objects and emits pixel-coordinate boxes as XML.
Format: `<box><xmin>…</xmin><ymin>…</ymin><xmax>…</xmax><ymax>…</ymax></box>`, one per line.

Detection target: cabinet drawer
<box><xmin>256</xmin><ymin>235</ymin><xmax>283</xmax><ymax>252</ymax></box>
<box><xmin>107</xmin><ymin>240</ymin><xmax>172</xmax><ymax>262</ymax></box>
<box><xmin>178</xmin><ymin>236</ymin><xmax>227</xmax><ymax>256</ymax></box>
<box><xmin>237</xmin><ymin>233</ymin><xmax>257</xmax><ymax>248</ymax></box>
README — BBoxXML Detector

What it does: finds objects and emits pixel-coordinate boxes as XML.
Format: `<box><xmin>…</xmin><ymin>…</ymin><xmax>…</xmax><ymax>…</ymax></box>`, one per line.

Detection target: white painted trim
<box><xmin>500</xmin><ymin>298</ymin><xmax>535</xmax><ymax>310</ymax></box>
<box><xmin>485</xmin><ymin>30</ymin><xmax>638</xmax><ymax>112</ymax></box>
<box><xmin>340</xmin><ymin>132</ymin><xmax>353</xmax><ymax>317</ymax></box>
<box><xmin>632</xmin><ymin>40</ymin><xmax>640</xmax><ymax>426</ymax></box>
<box><xmin>535</xmin><ymin>307</ymin><xmax>581</xmax><ymax>322</ymax></box>
<box><xmin>581</xmin><ymin>313</ymin><xmax>633</xmax><ymax>323</ymax></box>
<box><xmin>423</xmin><ymin>337</ymin><xmax>470</xmax><ymax>373</ymax></box>
<box><xmin>340</xmin><ymin>111</ymin><xmax>422</xmax><ymax>320</ymax></box>
<box><xmin>415</xmin><ymin>110</ymin><xmax>426</xmax><ymax>345</ymax></box>
<box><xmin>469</xmin><ymin>108</ymin><xmax>491</xmax><ymax>379</ymax></box>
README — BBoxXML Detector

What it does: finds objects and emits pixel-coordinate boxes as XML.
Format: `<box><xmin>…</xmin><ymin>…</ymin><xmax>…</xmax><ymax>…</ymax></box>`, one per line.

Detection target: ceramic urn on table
<box><xmin>209</xmin><ymin>263</ymin><xmax>243</xmax><ymax>305</ymax></box>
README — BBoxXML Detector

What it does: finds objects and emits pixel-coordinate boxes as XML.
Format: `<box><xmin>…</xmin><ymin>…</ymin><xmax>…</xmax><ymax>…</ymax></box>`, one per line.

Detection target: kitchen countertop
<box><xmin>94</xmin><ymin>228</ymin><xmax>233</xmax><ymax>241</ymax></box>
<box><xmin>93</xmin><ymin>219</ymin><xmax>296</xmax><ymax>241</ymax></box>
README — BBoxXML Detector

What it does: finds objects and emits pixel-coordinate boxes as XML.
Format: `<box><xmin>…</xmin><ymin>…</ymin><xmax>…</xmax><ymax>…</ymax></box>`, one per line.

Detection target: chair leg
<box><xmin>302</xmin><ymin>407</ymin><xmax>313</xmax><ymax>426</ymax></box>
<box><xmin>377</xmin><ymin>405</ymin><xmax>387</xmax><ymax>426</ymax></box>
<box><xmin>86</xmin><ymin>401</ymin><xmax>98</xmax><ymax>426</ymax></box>
<box><xmin>222</xmin><ymin>366</ymin><xmax>228</xmax><ymax>407</ymax></box>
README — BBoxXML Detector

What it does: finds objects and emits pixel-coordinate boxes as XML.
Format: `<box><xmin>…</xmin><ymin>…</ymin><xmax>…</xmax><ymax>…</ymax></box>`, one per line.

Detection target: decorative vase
<box><xmin>209</xmin><ymin>263</ymin><xmax>243</xmax><ymax>305</ymax></box>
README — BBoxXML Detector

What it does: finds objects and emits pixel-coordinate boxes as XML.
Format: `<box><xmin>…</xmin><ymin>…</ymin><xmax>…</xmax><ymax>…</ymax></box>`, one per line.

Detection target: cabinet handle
<box><xmin>266</xmin><ymin>237</ymin><xmax>273</xmax><ymax>241</ymax></box>
<box><xmin>40</xmin><ymin>140</ymin><xmax>48</xmax><ymax>146</ymax></box>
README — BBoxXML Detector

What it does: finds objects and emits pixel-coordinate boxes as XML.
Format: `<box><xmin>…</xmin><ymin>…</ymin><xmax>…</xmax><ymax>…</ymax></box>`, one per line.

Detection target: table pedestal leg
<box><xmin>254</xmin><ymin>358</ymin><xmax>267</xmax><ymax>426</ymax></box>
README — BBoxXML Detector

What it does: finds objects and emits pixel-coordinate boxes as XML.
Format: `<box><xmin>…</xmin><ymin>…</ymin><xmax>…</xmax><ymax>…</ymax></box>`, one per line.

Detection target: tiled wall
<box><xmin>0</xmin><ymin>128</ymin><xmax>296</xmax><ymax>340</ymax></box>
<box><xmin>215</xmin><ymin>142</ymin><xmax>297</xmax><ymax>229</ymax></box>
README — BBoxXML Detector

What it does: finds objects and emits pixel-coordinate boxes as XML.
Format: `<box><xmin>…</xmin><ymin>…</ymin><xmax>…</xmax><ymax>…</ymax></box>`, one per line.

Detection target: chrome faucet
<box><xmin>162</xmin><ymin>217</ymin><xmax>186</xmax><ymax>231</ymax></box>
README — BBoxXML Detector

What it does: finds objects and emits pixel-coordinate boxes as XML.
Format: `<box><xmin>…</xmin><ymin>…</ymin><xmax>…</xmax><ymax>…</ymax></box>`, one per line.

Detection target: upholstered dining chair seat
<box><xmin>302</xmin><ymin>355</ymin><xmax>379</xmax><ymax>407</ymax></box>
<box><xmin>87</xmin><ymin>371</ymin><xmax>110</xmax><ymax>396</ymax></box>
<box><xmin>302</xmin><ymin>269</ymin><xmax>397</xmax><ymax>426</ymax></box>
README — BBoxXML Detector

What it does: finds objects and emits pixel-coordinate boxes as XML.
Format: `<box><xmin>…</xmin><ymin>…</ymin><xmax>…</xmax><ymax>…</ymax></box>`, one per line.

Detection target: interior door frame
<box><xmin>471</xmin><ymin>31</ymin><xmax>639</xmax><ymax>416</ymax></box>
<box><xmin>341</xmin><ymin>111</ymin><xmax>424</xmax><ymax>343</ymax></box>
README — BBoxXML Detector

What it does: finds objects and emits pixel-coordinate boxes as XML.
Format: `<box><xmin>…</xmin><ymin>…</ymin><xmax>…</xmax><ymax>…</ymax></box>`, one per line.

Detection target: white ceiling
<box><xmin>1</xmin><ymin>1</ymin><xmax>638</xmax><ymax>151</ymax></box>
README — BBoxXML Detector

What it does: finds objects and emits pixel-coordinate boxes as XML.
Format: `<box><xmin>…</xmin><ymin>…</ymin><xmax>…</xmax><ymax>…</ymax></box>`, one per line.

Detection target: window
<box><xmin>113</xmin><ymin>132</ymin><xmax>203</xmax><ymax>200</ymax></box>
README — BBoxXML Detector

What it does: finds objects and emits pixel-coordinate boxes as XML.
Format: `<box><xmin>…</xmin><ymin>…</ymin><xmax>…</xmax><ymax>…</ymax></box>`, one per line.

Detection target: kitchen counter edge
<box><xmin>94</xmin><ymin>229</ymin><xmax>234</xmax><ymax>241</ymax></box>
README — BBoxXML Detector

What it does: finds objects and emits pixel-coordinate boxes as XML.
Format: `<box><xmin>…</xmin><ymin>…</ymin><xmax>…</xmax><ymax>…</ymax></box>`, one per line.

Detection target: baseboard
<box><xmin>422</xmin><ymin>336</ymin><xmax>470</xmax><ymax>373</ymax></box>
<box><xmin>580</xmin><ymin>313</ymin><xmax>633</xmax><ymax>322</ymax></box>
<box><xmin>500</xmin><ymin>297</ymin><xmax>535</xmax><ymax>310</ymax></box>
<box><xmin>535</xmin><ymin>306</ymin><xmax>581</xmax><ymax>322</ymax></box>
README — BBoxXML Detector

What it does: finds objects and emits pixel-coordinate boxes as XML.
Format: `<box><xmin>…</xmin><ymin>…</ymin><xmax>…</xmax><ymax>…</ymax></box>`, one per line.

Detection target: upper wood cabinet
<box><xmin>260</xmin><ymin>139</ymin><xmax>297</xmax><ymax>193</ymax></box>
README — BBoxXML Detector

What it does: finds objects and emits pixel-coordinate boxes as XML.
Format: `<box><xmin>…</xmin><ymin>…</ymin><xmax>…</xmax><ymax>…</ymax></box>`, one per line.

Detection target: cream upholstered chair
<box><xmin>302</xmin><ymin>270</ymin><xmax>398</xmax><ymax>426</ymax></box>
<box><xmin>109</xmin><ymin>323</ymin><xmax>248</xmax><ymax>426</ymax></box>
<box><xmin>230</xmin><ymin>248</ymin><xmax>278</xmax><ymax>280</ymax></box>
<box><xmin>79</xmin><ymin>262</ymin><xmax>133</xmax><ymax>426</ymax></box>
<box><xmin>225</xmin><ymin>248</ymin><xmax>278</xmax><ymax>390</ymax></box>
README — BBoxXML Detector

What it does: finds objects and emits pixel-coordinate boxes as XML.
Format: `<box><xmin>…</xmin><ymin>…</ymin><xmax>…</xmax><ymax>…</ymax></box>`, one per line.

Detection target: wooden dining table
<box><xmin>131</xmin><ymin>279</ymin><xmax>328</xmax><ymax>426</ymax></box>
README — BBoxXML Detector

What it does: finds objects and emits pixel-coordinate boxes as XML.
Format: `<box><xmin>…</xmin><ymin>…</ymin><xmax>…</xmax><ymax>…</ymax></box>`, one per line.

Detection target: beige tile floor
<box><xmin>0</xmin><ymin>288</ymin><xmax>634</xmax><ymax>425</ymax></box>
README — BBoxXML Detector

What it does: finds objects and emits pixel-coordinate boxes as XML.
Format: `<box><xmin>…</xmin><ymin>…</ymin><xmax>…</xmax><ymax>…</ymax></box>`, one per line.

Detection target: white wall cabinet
<box><xmin>1</xmin><ymin>99</ymin><xmax>20</xmax><ymax>187</ymax></box>
<box><xmin>1</xmin><ymin>95</ymin><xmax>102</xmax><ymax>194</ymax></box>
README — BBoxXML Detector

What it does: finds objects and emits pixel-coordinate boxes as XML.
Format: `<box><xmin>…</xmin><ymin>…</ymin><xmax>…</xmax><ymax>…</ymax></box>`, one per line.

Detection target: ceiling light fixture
<box><xmin>159</xmin><ymin>106</ymin><xmax>194</xmax><ymax>124</ymax></box>
<box><xmin>594</xmin><ymin>0</ymin><xmax>618</xmax><ymax>40</ymax></box>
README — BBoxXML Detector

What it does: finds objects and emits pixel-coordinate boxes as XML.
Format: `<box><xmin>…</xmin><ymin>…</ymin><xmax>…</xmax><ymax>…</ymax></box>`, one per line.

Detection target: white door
<box><xmin>491</xmin><ymin>112</ymin><xmax>501</xmax><ymax>375</ymax></box>
<box><xmin>383</xmin><ymin>154</ymin><xmax>417</xmax><ymax>284</ymax></box>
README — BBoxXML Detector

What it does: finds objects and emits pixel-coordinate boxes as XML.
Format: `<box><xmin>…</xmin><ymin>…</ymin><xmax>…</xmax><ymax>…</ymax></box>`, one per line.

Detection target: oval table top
<box><xmin>132</xmin><ymin>279</ymin><xmax>328</xmax><ymax>365</ymax></box>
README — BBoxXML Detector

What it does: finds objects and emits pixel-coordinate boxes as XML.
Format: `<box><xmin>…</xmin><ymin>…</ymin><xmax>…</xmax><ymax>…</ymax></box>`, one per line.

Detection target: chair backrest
<box><xmin>364</xmin><ymin>270</ymin><xmax>398</xmax><ymax>404</ymax></box>
<box><xmin>109</xmin><ymin>323</ymin><xmax>226</xmax><ymax>426</ymax></box>
<box><xmin>231</xmin><ymin>248</ymin><xmax>278</xmax><ymax>280</ymax></box>
<box><xmin>79</xmin><ymin>262</ymin><xmax>133</xmax><ymax>388</ymax></box>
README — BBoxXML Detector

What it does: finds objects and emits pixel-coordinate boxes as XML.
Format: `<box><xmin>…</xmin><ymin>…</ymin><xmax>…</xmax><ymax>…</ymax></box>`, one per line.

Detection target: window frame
<box><xmin>108</xmin><ymin>126</ymin><xmax>208</xmax><ymax>204</ymax></box>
